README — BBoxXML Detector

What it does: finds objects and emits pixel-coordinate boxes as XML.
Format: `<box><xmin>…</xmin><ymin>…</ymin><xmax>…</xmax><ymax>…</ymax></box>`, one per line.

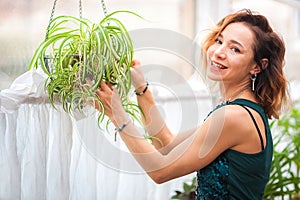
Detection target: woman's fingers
<box><xmin>94</xmin><ymin>81</ymin><xmax>110</xmax><ymax>112</ymax></box>
<box><xmin>130</xmin><ymin>59</ymin><xmax>146</xmax><ymax>89</ymax></box>
<box><xmin>131</xmin><ymin>59</ymin><xmax>140</xmax><ymax>68</ymax></box>
<box><xmin>100</xmin><ymin>80</ymin><xmax>112</xmax><ymax>92</ymax></box>
<box><xmin>94</xmin><ymin>81</ymin><xmax>123</xmax><ymax>120</ymax></box>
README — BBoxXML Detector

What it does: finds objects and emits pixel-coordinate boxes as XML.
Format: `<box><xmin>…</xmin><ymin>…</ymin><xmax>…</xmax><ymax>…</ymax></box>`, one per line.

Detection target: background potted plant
<box><xmin>171</xmin><ymin>177</ymin><xmax>196</xmax><ymax>200</ymax></box>
<box><xmin>28</xmin><ymin>1</ymin><xmax>143</xmax><ymax>130</ymax></box>
<box><xmin>264</xmin><ymin>105</ymin><xmax>300</xmax><ymax>200</ymax></box>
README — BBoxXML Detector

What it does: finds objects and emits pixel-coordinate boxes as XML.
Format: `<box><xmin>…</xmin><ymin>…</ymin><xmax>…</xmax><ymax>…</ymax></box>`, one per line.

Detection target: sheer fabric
<box><xmin>0</xmin><ymin>69</ymin><xmax>196</xmax><ymax>200</ymax></box>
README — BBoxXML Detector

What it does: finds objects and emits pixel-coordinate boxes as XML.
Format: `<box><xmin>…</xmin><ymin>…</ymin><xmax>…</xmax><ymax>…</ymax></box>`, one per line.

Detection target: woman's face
<box><xmin>206</xmin><ymin>22</ymin><xmax>257</xmax><ymax>85</ymax></box>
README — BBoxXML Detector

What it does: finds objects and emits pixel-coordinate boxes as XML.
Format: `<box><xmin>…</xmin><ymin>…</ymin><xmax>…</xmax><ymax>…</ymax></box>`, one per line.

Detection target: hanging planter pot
<box><xmin>28</xmin><ymin>2</ymin><xmax>142</xmax><ymax>127</ymax></box>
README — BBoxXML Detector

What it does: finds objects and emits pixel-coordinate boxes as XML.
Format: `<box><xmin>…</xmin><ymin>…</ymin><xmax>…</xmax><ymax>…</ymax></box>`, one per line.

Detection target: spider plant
<box><xmin>28</xmin><ymin>10</ymin><xmax>142</xmax><ymax>127</ymax></box>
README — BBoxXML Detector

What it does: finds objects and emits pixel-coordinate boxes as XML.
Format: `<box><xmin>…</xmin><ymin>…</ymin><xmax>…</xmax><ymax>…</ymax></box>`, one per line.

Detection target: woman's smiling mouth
<box><xmin>211</xmin><ymin>61</ymin><xmax>228</xmax><ymax>69</ymax></box>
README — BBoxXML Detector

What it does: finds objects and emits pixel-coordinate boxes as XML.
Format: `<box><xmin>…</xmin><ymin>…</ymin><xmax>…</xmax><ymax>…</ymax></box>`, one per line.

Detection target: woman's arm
<box><xmin>95</xmin><ymin>81</ymin><xmax>247</xmax><ymax>184</ymax></box>
<box><xmin>130</xmin><ymin>60</ymin><xmax>195</xmax><ymax>152</ymax></box>
<box><xmin>135</xmin><ymin>86</ymin><xmax>197</xmax><ymax>153</ymax></box>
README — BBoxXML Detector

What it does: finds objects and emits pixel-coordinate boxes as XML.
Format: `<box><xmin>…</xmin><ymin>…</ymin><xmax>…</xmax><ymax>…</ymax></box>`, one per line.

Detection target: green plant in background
<box><xmin>171</xmin><ymin>177</ymin><xmax>196</xmax><ymax>200</ymax></box>
<box><xmin>28</xmin><ymin>10</ymin><xmax>143</xmax><ymax>128</ymax></box>
<box><xmin>264</xmin><ymin>107</ymin><xmax>300</xmax><ymax>200</ymax></box>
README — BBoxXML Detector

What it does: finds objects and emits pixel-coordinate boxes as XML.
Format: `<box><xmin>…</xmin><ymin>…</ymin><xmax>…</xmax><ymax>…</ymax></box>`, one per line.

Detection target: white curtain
<box><xmin>0</xmin><ymin>69</ymin><xmax>198</xmax><ymax>200</ymax></box>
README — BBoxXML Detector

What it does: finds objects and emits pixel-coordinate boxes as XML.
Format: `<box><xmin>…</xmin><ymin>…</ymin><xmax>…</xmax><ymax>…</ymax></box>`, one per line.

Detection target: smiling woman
<box><xmin>95</xmin><ymin>9</ymin><xmax>291</xmax><ymax>200</ymax></box>
<box><xmin>206</xmin><ymin>22</ymin><xmax>259</xmax><ymax>97</ymax></box>
<box><xmin>202</xmin><ymin>9</ymin><xmax>290</xmax><ymax>119</ymax></box>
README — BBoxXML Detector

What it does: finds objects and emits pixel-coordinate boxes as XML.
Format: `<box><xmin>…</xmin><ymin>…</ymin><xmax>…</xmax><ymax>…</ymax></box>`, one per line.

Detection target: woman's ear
<box><xmin>250</xmin><ymin>58</ymin><xmax>268</xmax><ymax>75</ymax></box>
<box><xmin>250</xmin><ymin>63</ymin><xmax>261</xmax><ymax>75</ymax></box>
<box><xmin>260</xmin><ymin>58</ymin><xmax>269</xmax><ymax>70</ymax></box>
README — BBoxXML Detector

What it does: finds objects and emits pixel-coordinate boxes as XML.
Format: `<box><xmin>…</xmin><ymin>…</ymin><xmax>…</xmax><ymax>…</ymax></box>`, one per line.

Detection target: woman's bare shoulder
<box><xmin>206</xmin><ymin>104</ymin><xmax>255</xmax><ymax>147</ymax></box>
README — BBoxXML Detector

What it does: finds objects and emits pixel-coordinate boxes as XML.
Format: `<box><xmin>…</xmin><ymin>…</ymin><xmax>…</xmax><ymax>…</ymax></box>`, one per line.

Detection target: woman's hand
<box><xmin>130</xmin><ymin>59</ymin><xmax>147</xmax><ymax>90</ymax></box>
<box><xmin>95</xmin><ymin>81</ymin><xmax>125</xmax><ymax>123</ymax></box>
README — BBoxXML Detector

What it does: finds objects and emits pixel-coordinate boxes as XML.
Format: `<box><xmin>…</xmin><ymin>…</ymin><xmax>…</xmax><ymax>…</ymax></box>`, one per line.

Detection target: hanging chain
<box><xmin>45</xmin><ymin>0</ymin><xmax>58</xmax><ymax>40</ymax></box>
<box><xmin>45</xmin><ymin>0</ymin><xmax>108</xmax><ymax>40</ymax></box>
<box><xmin>43</xmin><ymin>0</ymin><xmax>109</xmax><ymax>72</ymax></box>
<box><xmin>100</xmin><ymin>0</ymin><xmax>110</xmax><ymax>27</ymax></box>
<box><xmin>79</xmin><ymin>0</ymin><xmax>82</xmax><ymax>19</ymax></box>
<box><xmin>100</xmin><ymin>0</ymin><xmax>108</xmax><ymax>16</ymax></box>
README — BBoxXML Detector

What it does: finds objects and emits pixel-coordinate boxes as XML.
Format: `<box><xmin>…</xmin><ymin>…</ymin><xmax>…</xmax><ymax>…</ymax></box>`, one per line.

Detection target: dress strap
<box><xmin>236</xmin><ymin>104</ymin><xmax>265</xmax><ymax>151</ymax></box>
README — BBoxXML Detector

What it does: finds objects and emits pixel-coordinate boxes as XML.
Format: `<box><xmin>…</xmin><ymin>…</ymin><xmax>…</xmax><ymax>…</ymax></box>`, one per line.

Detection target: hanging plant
<box><xmin>28</xmin><ymin>9</ymin><xmax>143</xmax><ymax>128</ymax></box>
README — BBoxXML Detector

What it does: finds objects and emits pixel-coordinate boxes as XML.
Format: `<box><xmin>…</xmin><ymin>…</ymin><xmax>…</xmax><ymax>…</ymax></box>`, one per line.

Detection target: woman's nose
<box><xmin>213</xmin><ymin>45</ymin><xmax>226</xmax><ymax>59</ymax></box>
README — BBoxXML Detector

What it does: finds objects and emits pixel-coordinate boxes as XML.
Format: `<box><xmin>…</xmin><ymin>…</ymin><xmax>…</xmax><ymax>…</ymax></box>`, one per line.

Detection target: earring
<box><xmin>251</xmin><ymin>74</ymin><xmax>257</xmax><ymax>91</ymax></box>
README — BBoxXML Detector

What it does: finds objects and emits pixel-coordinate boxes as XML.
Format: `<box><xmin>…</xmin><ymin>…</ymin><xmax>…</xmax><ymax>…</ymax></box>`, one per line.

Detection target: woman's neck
<box><xmin>219</xmin><ymin>85</ymin><xmax>254</xmax><ymax>103</ymax></box>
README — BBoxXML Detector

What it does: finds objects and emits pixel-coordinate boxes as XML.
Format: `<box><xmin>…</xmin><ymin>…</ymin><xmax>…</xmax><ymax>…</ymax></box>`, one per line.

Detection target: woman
<box><xmin>95</xmin><ymin>9</ymin><xmax>290</xmax><ymax>199</ymax></box>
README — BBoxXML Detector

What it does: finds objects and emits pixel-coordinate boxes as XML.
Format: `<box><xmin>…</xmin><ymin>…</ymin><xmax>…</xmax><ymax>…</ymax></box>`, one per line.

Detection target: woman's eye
<box><xmin>215</xmin><ymin>39</ymin><xmax>222</xmax><ymax>44</ymax></box>
<box><xmin>232</xmin><ymin>47</ymin><xmax>240</xmax><ymax>53</ymax></box>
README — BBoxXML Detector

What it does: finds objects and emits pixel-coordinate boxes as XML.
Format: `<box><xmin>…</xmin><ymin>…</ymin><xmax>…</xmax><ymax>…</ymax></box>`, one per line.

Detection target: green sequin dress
<box><xmin>196</xmin><ymin>99</ymin><xmax>273</xmax><ymax>200</ymax></box>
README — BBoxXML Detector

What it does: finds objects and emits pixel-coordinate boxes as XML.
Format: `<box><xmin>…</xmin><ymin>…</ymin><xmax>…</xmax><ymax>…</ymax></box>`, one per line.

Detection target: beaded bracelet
<box><xmin>114</xmin><ymin>119</ymin><xmax>131</xmax><ymax>141</ymax></box>
<box><xmin>115</xmin><ymin>119</ymin><xmax>131</xmax><ymax>132</ymax></box>
<box><xmin>135</xmin><ymin>82</ymin><xmax>149</xmax><ymax>96</ymax></box>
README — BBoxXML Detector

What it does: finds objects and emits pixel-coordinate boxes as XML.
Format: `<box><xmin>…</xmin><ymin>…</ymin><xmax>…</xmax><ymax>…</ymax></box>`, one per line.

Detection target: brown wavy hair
<box><xmin>201</xmin><ymin>9</ymin><xmax>291</xmax><ymax>119</ymax></box>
